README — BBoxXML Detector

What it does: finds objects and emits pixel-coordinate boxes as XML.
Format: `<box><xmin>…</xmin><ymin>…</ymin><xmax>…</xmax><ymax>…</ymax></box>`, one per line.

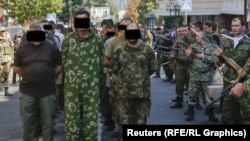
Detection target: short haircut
<box><xmin>120</xmin><ymin>18</ymin><xmax>133</xmax><ymax>24</ymax></box>
<box><xmin>232</xmin><ymin>17</ymin><xmax>246</xmax><ymax>26</ymax></box>
<box><xmin>29</xmin><ymin>23</ymin><xmax>44</xmax><ymax>31</ymax></box>
<box><xmin>74</xmin><ymin>9</ymin><xmax>90</xmax><ymax>19</ymax></box>
<box><xmin>101</xmin><ymin>19</ymin><xmax>114</xmax><ymax>27</ymax></box>
<box><xmin>105</xmin><ymin>22</ymin><xmax>115</xmax><ymax>30</ymax></box>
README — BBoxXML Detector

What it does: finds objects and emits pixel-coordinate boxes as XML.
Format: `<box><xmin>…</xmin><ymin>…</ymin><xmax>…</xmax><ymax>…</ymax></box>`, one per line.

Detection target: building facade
<box><xmin>151</xmin><ymin>0</ymin><xmax>245</xmax><ymax>31</ymax></box>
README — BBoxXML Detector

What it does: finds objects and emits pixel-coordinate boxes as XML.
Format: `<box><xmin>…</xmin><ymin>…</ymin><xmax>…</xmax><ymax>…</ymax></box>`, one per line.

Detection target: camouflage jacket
<box><xmin>61</xmin><ymin>29</ymin><xmax>104</xmax><ymax>98</ymax></box>
<box><xmin>172</xmin><ymin>37</ymin><xmax>190</xmax><ymax>69</ymax></box>
<box><xmin>189</xmin><ymin>42</ymin><xmax>218</xmax><ymax>81</ymax></box>
<box><xmin>220</xmin><ymin>34</ymin><xmax>250</xmax><ymax>85</ymax></box>
<box><xmin>112</xmin><ymin>42</ymin><xmax>156</xmax><ymax>98</ymax></box>
<box><xmin>0</xmin><ymin>36</ymin><xmax>14</xmax><ymax>63</ymax></box>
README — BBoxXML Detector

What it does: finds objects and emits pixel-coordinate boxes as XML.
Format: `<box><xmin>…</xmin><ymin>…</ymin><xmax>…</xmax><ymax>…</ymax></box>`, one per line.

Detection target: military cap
<box><xmin>0</xmin><ymin>27</ymin><xmax>6</xmax><ymax>31</ymax></box>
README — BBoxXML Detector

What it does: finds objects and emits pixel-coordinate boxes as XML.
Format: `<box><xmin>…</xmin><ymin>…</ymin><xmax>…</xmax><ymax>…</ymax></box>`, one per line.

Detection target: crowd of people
<box><xmin>1</xmin><ymin>8</ymin><xmax>249</xmax><ymax>141</ymax></box>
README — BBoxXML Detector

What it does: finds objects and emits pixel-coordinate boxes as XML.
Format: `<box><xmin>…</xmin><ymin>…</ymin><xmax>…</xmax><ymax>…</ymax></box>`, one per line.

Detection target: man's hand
<box><xmin>214</xmin><ymin>47</ymin><xmax>223</xmax><ymax>56</ymax></box>
<box><xmin>230</xmin><ymin>83</ymin><xmax>245</xmax><ymax>98</ymax></box>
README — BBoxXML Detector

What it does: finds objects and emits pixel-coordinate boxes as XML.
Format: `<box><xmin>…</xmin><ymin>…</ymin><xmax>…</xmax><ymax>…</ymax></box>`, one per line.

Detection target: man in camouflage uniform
<box><xmin>101</xmin><ymin>22</ymin><xmax>116</xmax><ymax>131</ymax></box>
<box><xmin>0</xmin><ymin>27</ymin><xmax>14</xmax><ymax>96</ymax></box>
<box><xmin>62</xmin><ymin>10</ymin><xmax>104</xmax><ymax>141</ymax></box>
<box><xmin>215</xmin><ymin>17</ymin><xmax>250</xmax><ymax>124</ymax></box>
<box><xmin>104</xmin><ymin>18</ymin><xmax>133</xmax><ymax>138</ymax></box>
<box><xmin>169</xmin><ymin>26</ymin><xmax>190</xmax><ymax>108</ymax></box>
<box><xmin>185</xmin><ymin>31</ymin><xmax>219</xmax><ymax>122</ymax></box>
<box><xmin>111</xmin><ymin>23</ymin><xmax>155</xmax><ymax>141</ymax></box>
<box><xmin>153</xmin><ymin>30</ymin><xmax>173</xmax><ymax>81</ymax></box>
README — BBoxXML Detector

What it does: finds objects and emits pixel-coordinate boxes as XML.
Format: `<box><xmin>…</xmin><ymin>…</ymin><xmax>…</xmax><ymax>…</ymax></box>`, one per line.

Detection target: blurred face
<box><xmin>203</xmin><ymin>25</ymin><xmax>213</xmax><ymax>34</ymax></box>
<box><xmin>195</xmin><ymin>35</ymin><xmax>202</xmax><ymax>43</ymax></box>
<box><xmin>231</xmin><ymin>19</ymin><xmax>245</xmax><ymax>37</ymax></box>
<box><xmin>15</xmin><ymin>36</ymin><xmax>21</xmax><ymax>42</ymax></box>
<box><xmin>0</xmin><ymin>30</ymin><xmax>6</xmax><ymax>37</ymax></box>
<box><xmin>191</xmin><ymin>24</ymin><xmax>201</xmax><ymax>32</ymax></box>
<box><xmin>182</xmin><ymin>27</ymin><xmax>190</xmax><ymax>37</ymax></box>
<box><xmin>176</xmin><ymin>27</ymin><xmax>183</xmax><ymax>37</ymax></box>
<box><xmin>118</xmin><ymin>20</ymin><xmax>132</xmax><ymax>39</ymax></box>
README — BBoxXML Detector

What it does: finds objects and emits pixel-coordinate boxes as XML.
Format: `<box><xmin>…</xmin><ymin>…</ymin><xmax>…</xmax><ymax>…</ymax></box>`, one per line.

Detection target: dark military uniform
<box><xmin>170</xmin><ymin>36</ymin><xmax>190</xmax><ymax>108</ymax></box>
<box><xmin>154</xmin><ymin>34</ymin><xmax>173</xmax><ymax>79</ymax></box>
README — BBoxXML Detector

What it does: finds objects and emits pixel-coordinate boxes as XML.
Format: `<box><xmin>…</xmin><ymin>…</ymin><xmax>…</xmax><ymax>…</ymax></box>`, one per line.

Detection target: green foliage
<box><xmin>1</xmin><ymin>0</ymin><xmax>64</xmax><ymax>25</ymax></box>
<box><xmin>57</xmin><ymin>0</ymin><xmax>118</xmax><ymax>25</ymax></box>
<box><xmin>57</xmin><ymin>0</ymin><xmax>82</xmax><ymax>24</ymax></box>
<box><xmin>137</xmin><ymin>0</ymin><xmax>157</xmax><ymax>26</ymax></box>
<box><xmin>164</xmin><ymin>15</ymin><xmax>184</xmax><ymax>29</ymax></box>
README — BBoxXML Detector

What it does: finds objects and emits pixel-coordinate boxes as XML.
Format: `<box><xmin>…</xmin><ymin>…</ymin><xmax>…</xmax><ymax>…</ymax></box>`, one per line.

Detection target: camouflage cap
<box><xmin>0</xmin><ymin>26</ymin><xmax>6</xmax><ymax>31</ymax></box>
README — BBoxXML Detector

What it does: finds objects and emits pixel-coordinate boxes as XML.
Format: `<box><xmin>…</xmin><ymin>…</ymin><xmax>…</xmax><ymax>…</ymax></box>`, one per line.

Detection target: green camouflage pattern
<box><xmin>62</xmin><ymin>29</ymin><xmax>104</xmax><ymax>141</ymax></box>
<box><xmin>112</xmin><ymin>42</ymin><xmax>156</xmax><ymax>98</ymax></box>
<box><xmin>111</xmin><ymin>41</ymin><xmax>155</xmax><ymax>135</ymax></box>
<box><xmin>188</xmin><ymin>42</ymin><xmax>219</xmax><ymax>105</ymax></box>
<box><xmin>172</xmin><ymin>37</ymin><xmax>190</xmax><ymax>69</ymax></box>
<box><xmin>172</xmin><ymin>37</ymin><xmax>190</xmax><ymax>99</ymax></box>
<box><xmin>220</xmin><ymin>34</ymin><xmax>250</xmax><ymax>124</ymax></box>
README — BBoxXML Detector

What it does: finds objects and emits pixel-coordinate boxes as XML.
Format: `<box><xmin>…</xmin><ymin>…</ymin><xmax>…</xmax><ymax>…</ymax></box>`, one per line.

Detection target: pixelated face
<box><xmin>74</xmin><ymin>14</ymin><xmax>89</xmax><ymax>31</ymax></box>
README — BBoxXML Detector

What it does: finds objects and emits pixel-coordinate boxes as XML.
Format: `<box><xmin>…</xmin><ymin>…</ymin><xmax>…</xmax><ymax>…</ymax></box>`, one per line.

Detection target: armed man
<box><xmin>169</xmin><ymin>25</ymin><xmax>190</xmax><ymax>108</ymax></box>
<box><xmin>214</xmin><ymin>17</ymin><xmax>250</xmax><ymax>124</ymax></box>
<box><xmin>153</xmin><ymin>30</ymin><xmax>173</xmax><ymax>82</ymax></box>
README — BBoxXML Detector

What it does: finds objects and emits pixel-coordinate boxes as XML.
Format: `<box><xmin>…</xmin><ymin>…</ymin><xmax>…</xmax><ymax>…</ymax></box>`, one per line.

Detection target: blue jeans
<box><xmin>19</xmin><ymin>93</ymin><xmax>56</xmax><ymax>141</ymax></box>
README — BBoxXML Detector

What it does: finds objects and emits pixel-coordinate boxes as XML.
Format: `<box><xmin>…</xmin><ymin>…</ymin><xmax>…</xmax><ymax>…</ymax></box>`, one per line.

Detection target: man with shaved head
<box><xmin>111</xmin><ymin>22</ymin><xmax>156</xmax><ymax>141</ymax></box>
<box><xmin>104</xmin><ymin>17</ymin><xmax>133</xmax><ymax>138</ymax></box>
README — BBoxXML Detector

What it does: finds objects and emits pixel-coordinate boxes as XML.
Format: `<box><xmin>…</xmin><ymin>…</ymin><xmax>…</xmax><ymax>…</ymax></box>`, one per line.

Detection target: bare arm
<box><xmin>55</xmin><ymin>65</ymin><xmax>63</xmax><ymax>76</ymax></box>
<box><xmin>13</xmin><ymin>66</ymin><xmax>22</xmax><ymax>76</ymax></box>
<box><xmin>104</xmin><ymin>56</ymin><xmax>111</xmax><ymax>68</ymax></box>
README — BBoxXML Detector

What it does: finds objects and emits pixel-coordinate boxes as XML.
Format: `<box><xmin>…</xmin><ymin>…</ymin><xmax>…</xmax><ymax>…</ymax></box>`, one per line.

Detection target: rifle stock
<box><xmin>205</xmin><ymin>57</ymin><xmax>250</xmax><ymax>108</ymax></box>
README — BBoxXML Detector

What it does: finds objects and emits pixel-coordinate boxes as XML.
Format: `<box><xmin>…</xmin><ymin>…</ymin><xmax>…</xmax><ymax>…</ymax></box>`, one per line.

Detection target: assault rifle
<box><xmin>206</xmin><ymin>57</ymin><xmax>250</xmax><ymax>108</ymax></box>
<box><xmin>155</xmin><ymin>44</ymin><xmax>202</xmax><ymax>54</ymax></box>
<box><xmin>190</xmin><ymin>27</ymin><xmax>242</xmax><ymax>72</ymax></box>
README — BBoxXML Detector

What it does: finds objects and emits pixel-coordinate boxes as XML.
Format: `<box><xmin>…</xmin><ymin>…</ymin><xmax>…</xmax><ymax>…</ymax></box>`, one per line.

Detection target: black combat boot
<box><xmin>207</xmin><ymin>107</ymin><xmax>219</xmax><ymax>122</ymax></box>
<box><xmin>4</xmin><ymin>87</ymin><xmax>12</xmax><ymax>96</ymax></box>
<box><xmin>170</xmin><ymin>97</ymin><xmax>183</xmax><ymax>108</ymax></box>
<box><xmin>185</xmin><ymin>105</ymin><xmax>194</xmax><ymax>121</ymax></box>
<box><xmin>195</xmin><ymin>97</ymin><xmax>202</xmax><ymax>110</ymax></box>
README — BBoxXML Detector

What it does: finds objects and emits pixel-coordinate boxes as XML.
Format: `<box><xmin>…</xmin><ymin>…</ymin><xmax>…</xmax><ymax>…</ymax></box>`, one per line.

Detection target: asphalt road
<box><xmin>0</xmin><ymin>69</ymin><xmax>222</xmax><ymax>141</ymax></box>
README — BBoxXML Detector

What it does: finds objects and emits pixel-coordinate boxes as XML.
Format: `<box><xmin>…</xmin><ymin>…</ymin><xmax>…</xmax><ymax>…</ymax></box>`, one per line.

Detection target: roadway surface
<box><xmin>0</xmin><ymin>69</ymin><xmax>222</xmax><ymax>141</ymax></box>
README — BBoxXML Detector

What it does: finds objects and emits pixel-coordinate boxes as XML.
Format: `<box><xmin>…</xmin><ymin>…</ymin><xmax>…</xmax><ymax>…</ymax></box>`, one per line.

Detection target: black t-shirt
<box><xmin>14</xmin><ymin>41</ymin><xmax>62</xmax><ymax>98</ymax></box>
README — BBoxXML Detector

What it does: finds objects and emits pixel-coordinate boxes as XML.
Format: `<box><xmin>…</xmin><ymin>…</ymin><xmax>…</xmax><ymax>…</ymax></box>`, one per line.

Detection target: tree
<box><xmin>124</xmin><ymin>0</ymin><xmax>140</xmax><ymax>23</ymax></box>
<box><xmin>57</xmin><ymin>0</ymin><xmax>118</xmax><ymax>25</ymax></box>
<box><xmin>137</xmin><ymin>0</ymin><xmax>157</xmax><ymax>26</ymax></box>
<box><xmin>0</xmin><ymin>0</ymin><xmax>64</xmax><ymax>25</ymax></box>
<box><xmin>57</xmin><ymin>0</ymin><xmax>82</xmax><ymax>24</ymax></box>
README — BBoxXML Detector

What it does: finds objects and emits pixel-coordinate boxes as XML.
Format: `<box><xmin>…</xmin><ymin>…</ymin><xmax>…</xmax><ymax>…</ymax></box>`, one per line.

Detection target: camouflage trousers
<box><xmin>221</xmin><ymin>91</ymin><xmax>250</xmax><ymax>124</ymax></box>
<box><xmin>155</xmin><ymin>54</ymin><xmax>173</xmax><ymax>78</ymax></box>
<box><xmin>64</xmin><ymin>91</ymin><xmax>98</xmax><ymax>141</ymax></box>
<box><xmin>116</xmin><ymin>98</ymin><xmax>151</xmax><ymax>135</ymax></box>
<box><xmin>175</xmin><ymin>67</ymin><xmax>189</xmax><ymax>99</ymax></box>
<box><xmin>0</xmin><ymin>61</ymin><xmax>11</xmax><ymax>87</ymax></box>
<box><xmin>188</xmin><ymin>80</ymin><xmax>210</xmax><ymax>106</ymax></box>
